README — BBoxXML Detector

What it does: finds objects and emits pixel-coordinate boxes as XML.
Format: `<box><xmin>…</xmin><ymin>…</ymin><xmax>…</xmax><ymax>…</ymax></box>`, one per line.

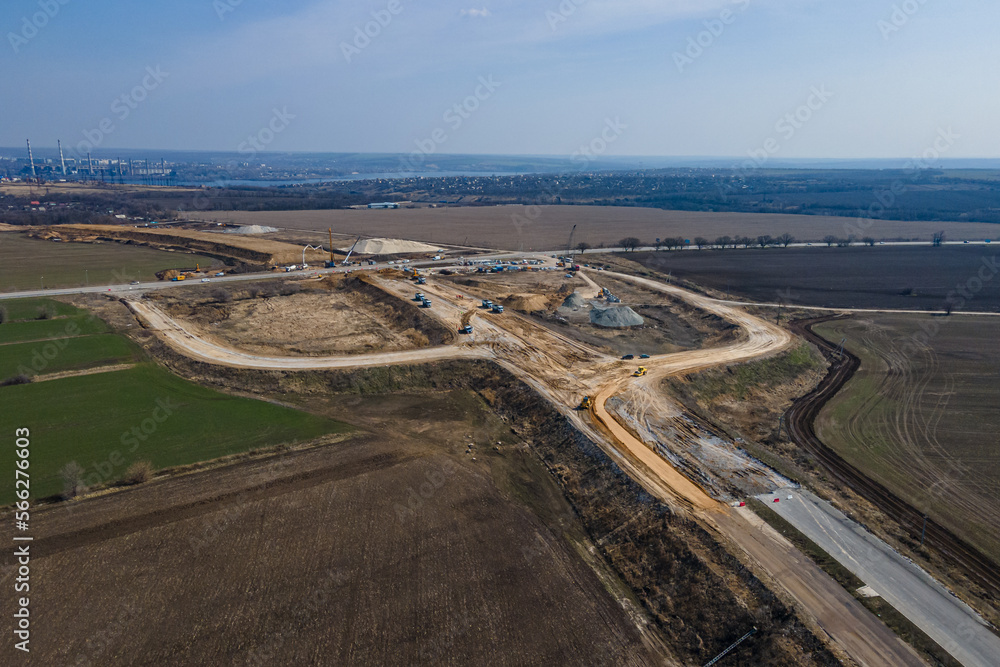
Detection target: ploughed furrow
<box><xmin>785</xmin><ymin>316</ymin><xmax>1000</xmax><ymax>600</ymax></box>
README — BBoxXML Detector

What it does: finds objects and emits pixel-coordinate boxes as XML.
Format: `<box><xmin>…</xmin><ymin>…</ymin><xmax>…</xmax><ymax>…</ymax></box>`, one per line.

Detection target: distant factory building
<box><xmin>367</xmin><ymin>202</ymin><xmax>400</xmax><ymax>209</ymax></box>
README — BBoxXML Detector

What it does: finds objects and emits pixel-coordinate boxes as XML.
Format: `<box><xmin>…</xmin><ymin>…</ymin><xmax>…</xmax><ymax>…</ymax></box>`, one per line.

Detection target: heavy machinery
<box><xmin>491</xmin><ymin>304</ymin><xmax>504</xmax><ymax>314</ymax></box>
<box><xmin>459</xmin><ymin>325</ymin><xmax>473</xmax><ymax>335</ymax></box>
<box><xmin>633</xmin><ymin>367</ymin><xmax>647</xmax><ymax>377</ymax></box>
<box><xmin>341</xmin><ymin>235</ymin><xmax>362</xmax><ymax>265</ymax></box>
<box><xmin>414</xmin><ymin>292</ymin><xmax>425</xmax><ymax>301</ymax></box>
<box><xmin>325</xmin><ymin>228</ymin><xmax>337</xmax><ymax>267</ymax></box>
<box><xmin>579</xmin><ymin>396</ymin><xmax>593</xmax><ymax>409</ymax></box>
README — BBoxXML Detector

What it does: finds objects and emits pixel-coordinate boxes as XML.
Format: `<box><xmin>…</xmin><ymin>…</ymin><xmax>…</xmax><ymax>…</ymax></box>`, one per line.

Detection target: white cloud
<box><xmin>460</xmin><ymin>8</ymin><xmax>492</xmax><ymax>18</ymax></box>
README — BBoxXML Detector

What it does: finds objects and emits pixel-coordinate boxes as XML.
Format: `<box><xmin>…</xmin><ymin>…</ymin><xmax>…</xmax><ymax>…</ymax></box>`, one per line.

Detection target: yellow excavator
<box><xmin>633</xmin><ymin>367</ymin><xmax>647</xmax><ymax>377</ymax></box>
<box><xmin>579</xmin><ymin>396</ymin><xmax>593</xmax><ymax>409</ymax></box>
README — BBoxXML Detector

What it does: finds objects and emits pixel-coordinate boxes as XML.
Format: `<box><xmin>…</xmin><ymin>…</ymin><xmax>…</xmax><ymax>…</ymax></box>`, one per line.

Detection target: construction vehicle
<box><xmin>416</xmin><ymin>276</ymin><xmax>426</xmax><ymax>285</ymax></box>
<box><xmin>491</xmin><ymin>304</ymin><xmax>504</xmax><ymax>314</ymax></box>
<box><xmin>633</xmin><ymin>367</ymin><xmax>647</xmax><ymax>377</ymax></box>
<box><xmin>482</xmin><ymin>299</ymin><xmax>492</xmax><ymax>309</ymax></box>
<box><xmin>421</xmin><ymin>299</ymin><xmax>432</xmax><ymax>308</ymax></box>
<box><xmin>325</xmin><ymin>228</ymin><xmax>338</xmax><ymax>267</ymax></box>
<box><xmin>459</xmin><ymin>325</ymin><xmax>473</xmax><ymax>335</ymax></box>
<box><xmin>342</xmin><ymin>235</ymin><xmax>362</xmax><ymax>265</ymax></box>
<box><xmin>579</xmin><ymin>396</ymin><xmax>593</xmax><ymax>409</ymax></box>
<box><xmin>414</xmin><ymin>292</ymin><xmax>425</xmax><ymax>301</ymax></box>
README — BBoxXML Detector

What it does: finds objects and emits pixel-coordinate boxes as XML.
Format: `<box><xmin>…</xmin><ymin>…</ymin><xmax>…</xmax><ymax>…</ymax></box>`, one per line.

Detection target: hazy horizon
<box><xmin>4</xmin><ymin>0</ymin><xmax>998</xmax><ymax>162</ymax></box>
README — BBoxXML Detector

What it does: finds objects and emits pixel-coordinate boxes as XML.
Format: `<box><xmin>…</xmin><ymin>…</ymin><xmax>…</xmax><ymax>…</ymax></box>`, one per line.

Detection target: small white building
<box><xmin>367</xmin><ymin>202</ymin><xmax>400</xmax><ymax>209</ymax></box>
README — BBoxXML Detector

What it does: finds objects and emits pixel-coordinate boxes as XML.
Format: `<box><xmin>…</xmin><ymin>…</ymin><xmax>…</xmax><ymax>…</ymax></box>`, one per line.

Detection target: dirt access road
<box><xmin>127</xmin><ymin>267</ymin><xmax>923</xmax><ymax>666</ymax></box>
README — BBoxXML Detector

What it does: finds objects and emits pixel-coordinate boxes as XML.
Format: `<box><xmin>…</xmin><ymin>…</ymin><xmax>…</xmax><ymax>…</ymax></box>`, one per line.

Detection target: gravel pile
<box><xmin>590</xmin><ymin>306</ymin><xmax>644</xmax><ymax>328</ymax></box>
<box><xmin>224</xmin><ymin>225</ymin><xmax>279</xmax><ymax>234</ymax></box>
<box><xmin>560</xmin><ymin>293</ymin><xmax>587</xmax><ymax>310</ymax></box>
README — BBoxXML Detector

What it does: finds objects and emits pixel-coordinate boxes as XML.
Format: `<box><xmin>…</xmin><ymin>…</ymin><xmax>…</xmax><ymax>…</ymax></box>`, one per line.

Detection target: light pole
<box><xmin>85</xmin><ymin>270</ymin><xmax>88</xmax><ymax>287</ymax></box>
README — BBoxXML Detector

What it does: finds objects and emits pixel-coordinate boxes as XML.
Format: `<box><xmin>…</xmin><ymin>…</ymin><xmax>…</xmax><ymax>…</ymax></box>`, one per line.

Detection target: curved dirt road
<box><xmin>128</xmin><ymin>268</ymin><xmax>924</xmax><ymax>667</ymax></box>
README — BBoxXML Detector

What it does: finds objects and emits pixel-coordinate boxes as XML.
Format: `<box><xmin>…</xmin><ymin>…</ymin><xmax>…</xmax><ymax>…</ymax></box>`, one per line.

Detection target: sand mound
<box><xmin>342</xmin><ymin>238</ymin><xmax>440</xmax><ymax>255</ymax></box>
<box><xmin>504</xmin><ymin>293</ymin><xmax>549</xmax><ymax>312</ymax></box>
<box><xmin>561</xmin><ymin>293</ymin><xmax>587</xmax><ymax>310</ymax></box>
<box><xmin>225</xmin><ymin>225</ymin><xmax>279</xmax><ymax>234</ymax></box>
<box><xmin>590</xmin><ymin>306</ymin><xmax>644</xmax><ymax>328</ymax></box>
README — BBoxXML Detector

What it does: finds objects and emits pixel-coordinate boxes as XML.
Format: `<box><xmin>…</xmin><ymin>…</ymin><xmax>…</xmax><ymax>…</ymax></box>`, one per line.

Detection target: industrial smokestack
<box><xmin>58</xmin><ymin>140</ymin><xmax>67</xmax><ymax>175</ymax></box>
<box><xmin>26</xmin><ymin>139</ymin><xmax>35</xmax><ymax>178</ymax></box>
<box><xmin>88</xmin><ymin>152</ymin><xmax>93</xmax><ymax>177</ymax></box>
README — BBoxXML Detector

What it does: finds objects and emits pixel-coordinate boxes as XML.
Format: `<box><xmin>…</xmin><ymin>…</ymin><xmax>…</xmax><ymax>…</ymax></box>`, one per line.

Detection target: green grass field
<box><xmin>815</xmin><ymin>314</ymin><xmax>1000</xmax><ymax>564</ymax></box>
<box><xmin>0</xmin><ymin>334</ymin><xmax>141</xmax><ymax>378</ymax></box>
<box><xmin>0</xmin><ymin>296</ymin><xmax>352</xmax><ymax>504</ymax></box>
<box><xmin>1</xmin><ymin>297</ymin><xmax>82</xmax><ymax>321</ymax></box>
<box><xmin>0</xmin><ymin>233</ymin><xmax>218</xmax><ymax>291</ymax></box>
<box><xmin>0</xmin><ymin>363</ymin><xmax>351</xmax><ymax>503</ymax></box>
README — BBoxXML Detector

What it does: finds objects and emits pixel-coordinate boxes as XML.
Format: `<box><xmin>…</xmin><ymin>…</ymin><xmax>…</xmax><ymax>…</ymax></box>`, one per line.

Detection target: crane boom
<box><xmin>342</xmin><ymin>235</ymin><xmax>362</xmax><ymax>265</ymax></box>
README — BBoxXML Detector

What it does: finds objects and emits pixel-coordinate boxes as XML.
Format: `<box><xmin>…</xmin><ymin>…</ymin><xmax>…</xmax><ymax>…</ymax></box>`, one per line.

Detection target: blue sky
<box><xmin>2</xmin><ymin>0</ymin><xmax>997</xmax><ymax>159</ymax></box>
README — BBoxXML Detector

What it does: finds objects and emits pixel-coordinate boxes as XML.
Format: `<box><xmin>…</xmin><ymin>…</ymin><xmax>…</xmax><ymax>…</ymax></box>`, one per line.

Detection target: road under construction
<box><xmin>122</xmin><ymin>261</ymin><xmax>940</xmax><ymax>666</ymax></box>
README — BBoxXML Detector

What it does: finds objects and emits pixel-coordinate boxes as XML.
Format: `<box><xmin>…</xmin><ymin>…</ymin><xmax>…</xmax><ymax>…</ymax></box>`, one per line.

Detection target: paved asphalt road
<box><xmin>759</xmin><ymin>488</ymin><xmax>1000</xmax><ymax>667</ymax></box>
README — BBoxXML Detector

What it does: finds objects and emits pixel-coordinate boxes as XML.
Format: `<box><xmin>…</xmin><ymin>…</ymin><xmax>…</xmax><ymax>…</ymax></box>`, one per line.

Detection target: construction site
<box><xmin>4</xmin><ymin>218</ymin><xmax>1000</xmax><ymax>666</ymax></box>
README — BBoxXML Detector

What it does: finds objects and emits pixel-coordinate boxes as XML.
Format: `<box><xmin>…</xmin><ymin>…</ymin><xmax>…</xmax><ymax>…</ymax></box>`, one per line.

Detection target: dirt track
<box><xmin>787</xmin><ymin>316</ymin><xmax>1000</xmax><ymax>600</ymax></box>
<box><xmin>128</xmin><ymin>266</ymin><xmax>924</xmax><ymax>666</ymax></box>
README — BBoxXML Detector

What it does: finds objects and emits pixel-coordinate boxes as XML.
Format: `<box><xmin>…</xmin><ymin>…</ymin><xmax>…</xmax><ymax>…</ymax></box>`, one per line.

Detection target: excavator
<box><xmin>633</xmin><ymin>367</ymin><xmax>647</xmax><ymax>377</ymax></box>
<box><xmin>578</xmin><ymin>396</ymin><xmax>593</xmax><ymax>410</ymax></box>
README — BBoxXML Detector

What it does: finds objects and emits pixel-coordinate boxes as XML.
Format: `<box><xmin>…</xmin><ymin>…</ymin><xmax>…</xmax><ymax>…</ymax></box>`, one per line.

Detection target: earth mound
<box><xmin>590</xmin><ymin>306</ymin><xmax>644</xmax><ymax>328</ymax></box>
<box><xmin>561</xmin><ymin>293</ymin><xmax>587</xmax><ymax>310</ymax></box>
<box><xmin>225</xmin><ymin>225</ymin><xmax>279</xmax><ymax>234</ymax></box>
<box><xmin>342</xmin><ymin>238</ymin><xmax>440</xmax><ymax>254</ymax></box>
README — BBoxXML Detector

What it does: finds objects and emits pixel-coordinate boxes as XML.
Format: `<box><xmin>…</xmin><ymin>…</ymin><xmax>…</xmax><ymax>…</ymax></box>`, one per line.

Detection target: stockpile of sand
<box><xmin>590</xmin><ymin>306</ymin><xmax>644</xmax><ymax>328</ymax></box>
<box><xmin>342</xmin><ymin>238</ymin><xmax>440</xmax><ymax>254</ymax></box>
<box><xmin>504</xmin><ymin>293</ymin><xmax>549</xmax><ymax>312</ymax></box>
<box><xmin>225</xmin><ymin>225</ymin><xmax>279</xmax><ymax>234</ymax></box>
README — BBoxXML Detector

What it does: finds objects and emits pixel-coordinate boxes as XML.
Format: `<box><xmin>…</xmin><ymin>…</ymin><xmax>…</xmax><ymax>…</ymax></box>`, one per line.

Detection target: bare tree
<box><xmin>60</xmin><ymin>461</ymin><xmax>86</xmax><ymax>499</ymax></box>
<box><xmin>933</xmin><ymin>231</ymin><xmax>945</xmax><ymax>247</ymax></box>
<box><xmin>823</xmin><ymin>235</ymin><xmax>838</xmax><ymax>247</ymax></box>
<box><xmin>737</xmin><ymin>236</ymin><xmax>754</xmax><ymax>248</ymax></box>
<box><xmin>211</xmin><ymin>288</ymin><xmax>232</xmax><ymax>303</ymax></box>
<box><xmin>777</xmin><ymin>233</ymin><xmax>795</xmax><ymax>248</ymax></box>
<box><xmin>576</xmin><ymin>242</ymin><xmax>591</xmax><ymax>253</ymax></box>
<box><xmin>862</xmin><ymin>237</ymin><xmax>876</xmax><ymax>247</ymax></box>
<box><xmin>757</xmin><ymin>235</ymin><xmax>774</xmax><ymax>248</ymax></box>
<box><xmin>694</xmin><ymin>236</ymin><xmax>709</xmax><ymax>249</ymax></box>
<box><xmin>715</xmin><ymin>235</ymin><xmax>732</xmax><ymax>249</ymax></box>
<box><xmin>619</xmin><ymin>237</ymin><xmax>642</xmax><ymax>252</ymax></box>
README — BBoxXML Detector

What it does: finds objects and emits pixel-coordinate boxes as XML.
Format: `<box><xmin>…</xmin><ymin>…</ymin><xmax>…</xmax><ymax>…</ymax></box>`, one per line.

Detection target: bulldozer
<box><xmin>578</xmin><ymin>396</ymin><xmax>593</xmax><ymax>409</ymax></box>
<box><xmin>633</xmin><ymin>367</ymin><xmax>647</xmax><ymax>377</ymax></box>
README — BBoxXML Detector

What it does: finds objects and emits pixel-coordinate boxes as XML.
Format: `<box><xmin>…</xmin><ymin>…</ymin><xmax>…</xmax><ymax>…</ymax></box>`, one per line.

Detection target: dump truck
<box><xmin>491</xmin><ymin>304</ymin><xmax>504</xmax><ymax>314</ymax></box>
<box><xmin>633</xmin><ymin>367</ymin><xmax>647</xmax><ymax>377</ymax></box>
<box><xmin>579</xmin><ymin>396</ymin><xmax>593</xmax><ymax>409</ymax></box>
<box><xmin>459</xmin><ymin>325</ymin><xmax>473</xmax><ymax>335</ymax></box>
<box><xmin>415</xmin><ymin>292</ymin><xmax>425</xmax><ymax>301</ymax></box>
<box><xmin>421</xmin><ymin>299</ymin><xmax>432</xmax><ymax>308</ymax></box>
<box><xmin>416</xmin><ymin>276</ymin><xmax>426</xmax><ymax>284</ymax></box>
<box><xmin>482</xmin><ymin>299</ymin><xmax>492</xmax><ymax>309</ymax></box>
